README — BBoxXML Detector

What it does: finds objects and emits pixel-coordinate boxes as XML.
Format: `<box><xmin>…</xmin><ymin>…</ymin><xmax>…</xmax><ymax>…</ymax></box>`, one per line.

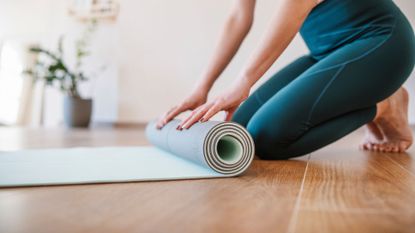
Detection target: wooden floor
<box><xmin>0</xmin><ymin>125</ymin><xmax>414</xmax><ymax>233</ymax></box>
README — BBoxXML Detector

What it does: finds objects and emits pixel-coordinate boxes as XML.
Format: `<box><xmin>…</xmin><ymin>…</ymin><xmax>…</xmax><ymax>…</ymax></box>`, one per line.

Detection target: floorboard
<box><xmin>291</xmin><ymin>128</ymin><xmax>415</xmax><ymax>233</ymax></box>
<box><xmin>0</xmin><ymin>126</ymin><xmax>307</xmax><ymax>233</ymax></box>
<box><xmin>0</xmin><ymin>126</ymin><xmax>414</xmax><ymax>233</ymax></box>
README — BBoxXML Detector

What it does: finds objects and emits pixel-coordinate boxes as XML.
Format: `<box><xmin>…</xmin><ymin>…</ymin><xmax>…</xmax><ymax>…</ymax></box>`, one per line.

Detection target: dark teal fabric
<box><xmin>232</xmin><ymin>0</ymin><xmax>415</xmax><ymax>159</ymax></box>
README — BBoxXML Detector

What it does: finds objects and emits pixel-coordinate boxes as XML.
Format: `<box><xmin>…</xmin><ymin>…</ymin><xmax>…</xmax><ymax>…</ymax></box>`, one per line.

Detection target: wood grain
<box><xmin>290</xmin><ymin>129</ymin><xmax>415</xmax><ymax>233</ymax></box>
<box><xmin>0</xmin><ymin>126</ymin><xmax>307</xmax><ymax>233</ymax></box>
<box><xmin>294</xmin><ymin>211</ymin><xmax>415</xmax><ymax>233</ymax></box>
<box><xmin>0</xmin><ymin>126</ymin><xmax>414</xmax><ymax>233</ymax></box>
<box><xmin>386</xmin><ymin>152</ymin><xmax>415</xmax><ymax>177</ymax></box>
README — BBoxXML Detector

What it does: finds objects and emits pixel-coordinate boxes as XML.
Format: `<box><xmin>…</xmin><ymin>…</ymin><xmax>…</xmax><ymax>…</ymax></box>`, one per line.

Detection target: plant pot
<box><xmin>63</xmin><ymin>96</ymin><xmax>92</xmax><ymax>128</ymax></box>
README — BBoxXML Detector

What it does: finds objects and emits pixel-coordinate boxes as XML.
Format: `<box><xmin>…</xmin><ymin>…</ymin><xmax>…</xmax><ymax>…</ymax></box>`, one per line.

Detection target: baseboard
<box><xmin>90</xmin><ymin>121</ymin><xmax>147</xmax><ymax>129</ymax></box>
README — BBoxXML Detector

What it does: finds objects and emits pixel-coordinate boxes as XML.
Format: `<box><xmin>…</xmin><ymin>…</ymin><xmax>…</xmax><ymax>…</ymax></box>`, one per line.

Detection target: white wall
<box><xmin>0</xmin><ymin>0</ymin><xmax>414</xmax><ymax>125</ymax></box>
<box><xmin>116</xmin><ymin>0</ymin><xmax>415</xmax><ymax>123</ymax></box>
<box><xmin>0</xmin><ymin>0</ymin><xmax>52</xmax><ymax>38</ymax></box>
<box><xmin>117</xmin><ymin>0</ymin><xmax>308</xmax><ymax>122</ymax></box>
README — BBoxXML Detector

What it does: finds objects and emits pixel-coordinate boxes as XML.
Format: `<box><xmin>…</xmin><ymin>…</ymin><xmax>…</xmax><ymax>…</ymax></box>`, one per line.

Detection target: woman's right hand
<box><xmin>156</xmin><ymin>87</ymin><xmax>208</xmax><ymax>129</ymax></box>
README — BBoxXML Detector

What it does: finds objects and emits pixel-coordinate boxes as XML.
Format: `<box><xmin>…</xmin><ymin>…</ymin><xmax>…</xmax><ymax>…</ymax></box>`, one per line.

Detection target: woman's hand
<box><xmin>156</xmin><ymin>1</ymin><xmax>255</xmax><ymax>130</ymax></box>
<box><xmin>177</xmin><ymin>80</ymin><xmax>251</xmax><ymax>130</ymax></box>
<box><xmin>156</xmin><ymin>87</ymin><xmax>208</xmax><ymax>129</ymax></box>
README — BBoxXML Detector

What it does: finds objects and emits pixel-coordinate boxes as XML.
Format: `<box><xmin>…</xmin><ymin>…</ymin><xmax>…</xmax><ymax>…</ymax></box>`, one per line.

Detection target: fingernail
<box><xmin>200</xmin><ymin>118</ymin><xmax>205</xmax><ymax>122</ymax></box>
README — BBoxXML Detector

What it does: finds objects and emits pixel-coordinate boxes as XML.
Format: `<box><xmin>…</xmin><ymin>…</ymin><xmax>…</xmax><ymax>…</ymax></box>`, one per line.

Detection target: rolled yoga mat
<box><xmin>0</xmin><ymin>120</ymin><xmax>255</xmax><ymax>187</ymax></box>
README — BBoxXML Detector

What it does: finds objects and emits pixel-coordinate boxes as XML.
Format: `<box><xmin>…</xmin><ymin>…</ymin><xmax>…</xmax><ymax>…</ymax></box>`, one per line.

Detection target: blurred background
<box><xmin>0</xmin><ymin>0</ymin><xmax>414</xmax><ymax>128</ymax></box>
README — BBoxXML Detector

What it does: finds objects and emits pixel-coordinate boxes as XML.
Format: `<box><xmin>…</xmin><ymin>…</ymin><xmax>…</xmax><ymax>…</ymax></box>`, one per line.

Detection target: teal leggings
<box><xmin>232</xmin><ymin>3</ymin><xmax>415</xmax><ymax>159</ymax></box>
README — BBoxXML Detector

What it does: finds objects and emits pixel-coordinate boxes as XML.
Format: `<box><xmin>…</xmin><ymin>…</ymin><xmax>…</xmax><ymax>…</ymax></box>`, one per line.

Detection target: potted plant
<box><xmin>25</xmin><ymin>21</ymin><xmax>98</xmax><ymax>127</ymax></box>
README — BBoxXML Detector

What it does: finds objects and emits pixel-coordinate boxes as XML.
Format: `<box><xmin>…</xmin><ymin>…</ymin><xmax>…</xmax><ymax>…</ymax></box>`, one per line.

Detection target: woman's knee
<box><xmin>246</xmin><ymin>119</ymin><xmax>304</xmax><ymax>160</ymax></box>
<box><xmin>253</xmin><ymin>143</ymin><xmax>294</xmax><ymax>160</ymax></box>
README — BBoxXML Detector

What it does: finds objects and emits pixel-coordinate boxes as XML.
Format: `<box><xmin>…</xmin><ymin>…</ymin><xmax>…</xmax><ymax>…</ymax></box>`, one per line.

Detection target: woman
<box><xmin>157</xmin><ymin>0</ymin><xmax>415</xmax><ymax>159</ymax></box>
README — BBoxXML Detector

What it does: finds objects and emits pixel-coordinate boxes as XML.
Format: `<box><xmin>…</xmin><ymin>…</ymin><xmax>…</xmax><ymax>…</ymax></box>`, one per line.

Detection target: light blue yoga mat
<box><xmin>0</xmin><ymin>120</ymin><xmax>255</xmax><ymax>187</ymax></box>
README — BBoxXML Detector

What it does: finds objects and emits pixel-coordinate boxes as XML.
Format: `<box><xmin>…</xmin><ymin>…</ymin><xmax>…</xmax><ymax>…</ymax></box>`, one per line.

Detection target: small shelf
<box><xmin>68</xmin><ymin>0</ymin><xmax>119</xmax><ymax>22</ymax></box>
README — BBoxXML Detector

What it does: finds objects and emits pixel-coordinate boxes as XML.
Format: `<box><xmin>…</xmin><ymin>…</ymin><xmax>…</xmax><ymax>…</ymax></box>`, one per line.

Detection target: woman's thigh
<box><xmin>232</xmin><ymin>55</ymin><xmax>316</xmax><ymax>127</ymax></box>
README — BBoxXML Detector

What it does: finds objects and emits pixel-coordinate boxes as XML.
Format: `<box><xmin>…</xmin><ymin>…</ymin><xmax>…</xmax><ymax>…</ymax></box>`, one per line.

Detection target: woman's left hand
<box><xmin>177</xmin><ymin>80</ymin><xmax>251</xmax><ymax>130</ymax></box>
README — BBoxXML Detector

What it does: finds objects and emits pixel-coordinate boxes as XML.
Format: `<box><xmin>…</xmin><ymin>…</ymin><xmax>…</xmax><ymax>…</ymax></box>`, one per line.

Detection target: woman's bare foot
<box><xmin>360</xmin><ymin>87</ymin><xmax>413</xmax><ymax>153</ymax></box>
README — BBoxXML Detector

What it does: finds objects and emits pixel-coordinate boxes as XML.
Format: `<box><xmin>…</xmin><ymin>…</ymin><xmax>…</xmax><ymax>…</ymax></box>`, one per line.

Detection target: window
<box><xmin>0</xmin><ymin>41</ymin><xmax>24</xmax><ymax>125</ymax></box>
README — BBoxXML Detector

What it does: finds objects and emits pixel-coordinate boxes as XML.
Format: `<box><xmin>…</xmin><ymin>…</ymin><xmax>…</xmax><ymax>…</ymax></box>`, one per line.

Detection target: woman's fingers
<box><xmin>224</xmin><ymin>106</ymin><xmax>237</xmax><ymax>121</ymax></box>
<box><xmin>156</xmin><ymin>109</ymin><xmax>175</xmax><ymax>129</ymax></box>
<box><xmin>156</xmin><ymin>105</ymin><xmax>186</xmax><ymax>129</ymax></box>
<box><xmin>164</xmin><ymin>105</ymin><xmax>185</xmax><ymax>123</ymax></box>
<box><xmin>178</xmin><ymin>100</ymin><xmax>235</xmax><ymax>130</ymax></box>
<box><xmin>179</xmin><ymin>104</ymin><xmax>212</xmax><ymax>130</ymax></box>
<box><xmin>156</xmin><ymin>112</ymin><xmax>171</xmax><ymax>129</ymax></box>
<box><xmin>200</xmin><ymin>102</ymin><xmax>222</xmax><ymax>122</ymax></box>
<box><xmin>178</xmin><ymin>105</ymin><xmax>208</xmax><ymax>130</ymax></box>
<box><xmin>177</xmin><ymin>106</ymin><xmax>199</xmax><ymax>129</ymax></box>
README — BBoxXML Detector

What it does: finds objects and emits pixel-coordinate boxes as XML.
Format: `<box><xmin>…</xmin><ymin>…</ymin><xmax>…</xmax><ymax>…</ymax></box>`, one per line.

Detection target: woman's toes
<box><xmin>361</xmin><ymin>143</ymin><xmax>369</xmax><ymax>150</ymax></box>
<box><xmin>358</xmin><ymin>141</ymin><xmax>408</xmax><ymax>153</ymax></box>
<box><xmin>378</xmin><ymin>144</ymin><xmax>385</xmax><ymax>152</ymax></box>
<box><xmin>400</xmin><ymin>141</ymin><xmax>411</xmax><ymax>151</ymax></box>
<box><xmin>384</xmin><ymin>144</ymin><xmax>392</xmax><ymax>152</ymax></box>
<box><xmin>382</xmin><ymin>143</ymin><xmax>392</xmax><ymax>152</ymax></box>
<box><xmin>398</xmin><ymin>143</ymin><xmax>407</xmax><ymax>153</ymax></box>
<box><xmin>359</xmin><ymin>142</ymin><xmax>372</xmax><ymax>150</ymax></box>
<box><xmin>366</xmin><ymin>143</ymin><xmax>373</xmax><ymax>150</ymax></box>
